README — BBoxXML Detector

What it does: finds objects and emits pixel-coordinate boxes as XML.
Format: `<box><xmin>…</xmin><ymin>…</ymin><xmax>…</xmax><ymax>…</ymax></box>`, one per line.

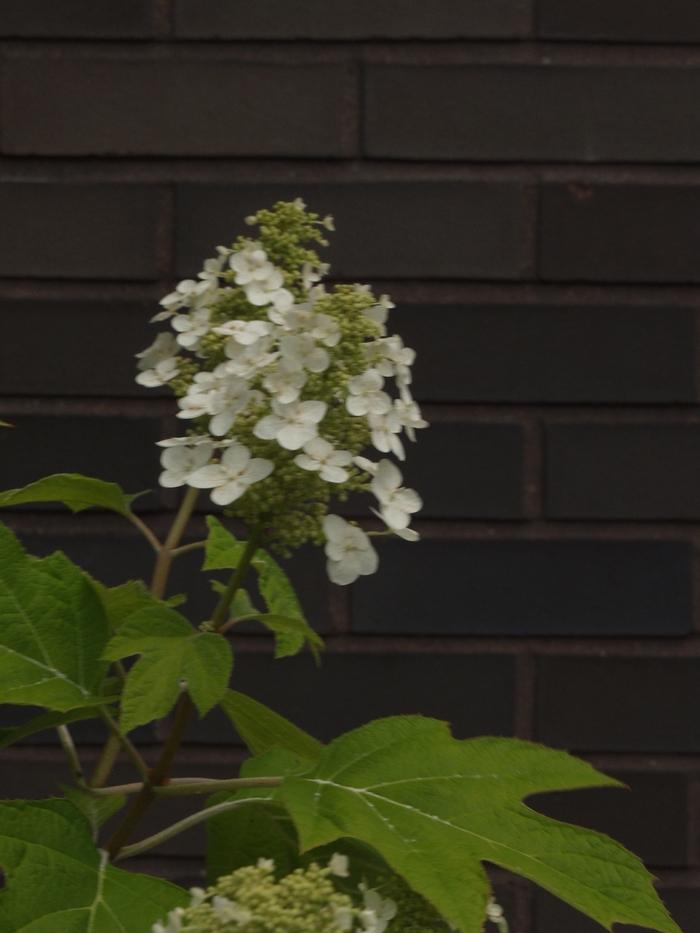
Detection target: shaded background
<box><xmin>1</xmin><ymin>2</ymin><xmax>699</xmax><ymax>929</ymax></box>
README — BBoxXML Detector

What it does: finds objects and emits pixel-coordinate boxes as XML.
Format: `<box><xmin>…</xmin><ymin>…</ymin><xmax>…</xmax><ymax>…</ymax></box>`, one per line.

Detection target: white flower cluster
<box><xmin>136</xmin><ymin>201</ymin><xmax>428</xmax><ymax>584</ymax></box>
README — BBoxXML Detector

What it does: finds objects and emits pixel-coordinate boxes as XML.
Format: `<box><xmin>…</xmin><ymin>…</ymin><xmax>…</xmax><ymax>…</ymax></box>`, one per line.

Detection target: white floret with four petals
<box><xmin>188</xmin><ymin>443</ymin><xmax>273</xmax><ymax>506</ymax></box>
<box><xmin>294</xmin><ymin>438</ymin><xmax>353</xmax><ymax>483</ymax></box>
<box><xmin>323</xmin><ymin>514</ymin><xmax>378</xmax><ymax>585</ymax></box>
<box><xmin>254</xmin><ymin>399</ymin><xmax>327</xmax><ymax>450</ymax></box>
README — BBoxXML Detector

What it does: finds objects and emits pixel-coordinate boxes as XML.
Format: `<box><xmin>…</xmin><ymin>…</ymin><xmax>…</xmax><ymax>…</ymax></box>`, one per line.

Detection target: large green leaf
<box><xmin>0</xmin><ymin>527</ymin><xmax>110</xmax><ymax>711</ymax></box>
<box><xmin>278</xmin><ymin>716</ymin><xmax>680</xmax><ymax>933</ymax></box>
<box><xmin>204</xmin><ymin>517</ymin><xmax>313</xmax><ymax>657</ymax></box>
<box><xmin>0</xmin><ymin>473</ymin><xmax>142</xmax><ymax>516</ymax></box>
<box><xmin>103</xmin><ymin>606</ymin><xmax>233</xmax><ymax>733</ymax></box>
<box><xmin>0</xmin><ymin>799</ymin><xmax>186</xmax><ymax>930</ymax></box>
<box><xmin>221</xmin><ymin>690</ymin><xmax>322</xmax><ymax>762</ymax></box>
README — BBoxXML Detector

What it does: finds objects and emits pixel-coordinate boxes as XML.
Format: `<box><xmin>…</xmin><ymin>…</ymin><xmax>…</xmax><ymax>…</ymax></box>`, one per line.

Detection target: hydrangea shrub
<box><xmin>0</xmin><ymin>201</ymin><xmax>681</xmax><ymax>933</ymax></box>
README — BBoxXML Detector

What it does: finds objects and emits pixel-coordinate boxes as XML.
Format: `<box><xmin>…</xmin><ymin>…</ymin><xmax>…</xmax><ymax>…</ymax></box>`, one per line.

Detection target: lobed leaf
<box><xmin>0</xmin><ymin>527</ymin><xmax>110</xmax><ymax>711</ymax></box>
<box><xmin>204</xmin><ymin>517</ymin><xmax>315</xmax><ymax>658</ymax></box>
<box><xmin>0</xmin><ymin>799</ymin><xmax>186</xmax><ymax>930</ymax></box>
<box><xmin>278</xmin><ymin>716</ymin><xmax>681</xmax><ymax>933</ymax></box>
<box><xmin>221</xmin><ymin>690</ymin><xmax>322</xmax><ymax>762</ymax></box>
<box><xmin>60</xmin><ymin>787</ymin><xmax>126</xmax><ymax>843</ymax></box>
<box><xmin>0</xmin><ymin>473</ymin><xmax>142</xmax><ymax>517</ymax></box>
<box><xmin>103</xmin><ymin>606</ymin><xmax>232</xmax><ymax>733</ymax></box>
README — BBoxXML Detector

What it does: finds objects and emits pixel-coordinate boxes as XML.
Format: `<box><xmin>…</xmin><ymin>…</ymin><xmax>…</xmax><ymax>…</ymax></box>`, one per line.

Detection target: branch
<box><xmin>88</xmin><ymin>775</ymin><xmax>283</xmax><ymax>798</ymax></box>
<box><xmin>112</xmin><ymin>797</ymin><xmax>272</xmax><ymax>861</ymax></box>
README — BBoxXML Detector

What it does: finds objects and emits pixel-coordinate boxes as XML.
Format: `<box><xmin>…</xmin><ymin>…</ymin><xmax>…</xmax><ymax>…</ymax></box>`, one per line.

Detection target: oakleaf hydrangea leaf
<box><xmin>278</xmin><ymin>716</ymin><xmax>681</xmax><ymax>933</ymax></box>
<box><xmin>204</xmin><ymin>517</ymin><xmax>312</xmax><ymax>657</ymax></box>
<box><xmin>103</xmin><ymin>606</ymin><xmax>232</xmax><ymax>733</ymax></box>
<box><xmin>0</xmin><ymin>526</ymin><xmax>110</xmax><ymax>711</ymax></box>
<box><xmin>221</xmin><ymin>689</ymin><xmax>322</xmax><ymax>762</ymax></box>
<box><xmin>0</xmin><ymin>473</ymin><xmax>142</xmax><ymax>516</ymax></box>
<box><xmin>0</xmin><ymin>799</ymin><xmax>186</xmax><ymax>930</ymax></box>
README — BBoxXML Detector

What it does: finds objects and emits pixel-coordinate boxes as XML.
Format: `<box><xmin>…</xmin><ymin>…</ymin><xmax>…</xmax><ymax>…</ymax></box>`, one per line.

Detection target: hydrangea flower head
<box><xmin>136</xmin><ymin>199</ymin><xmax>428</xmax><ymax>580</ymax></box>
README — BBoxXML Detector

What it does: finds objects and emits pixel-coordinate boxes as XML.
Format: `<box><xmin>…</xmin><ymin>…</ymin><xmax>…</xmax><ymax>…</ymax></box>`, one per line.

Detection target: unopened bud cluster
<box><xmin>136</xmin><ymin>199</ymin><xmax>427</xmax><ymax>580</ymax></box>
<box><xmin>152</xmin><ymin>855</ymin><xmax>396</xmax><ymax>933</ymax></box>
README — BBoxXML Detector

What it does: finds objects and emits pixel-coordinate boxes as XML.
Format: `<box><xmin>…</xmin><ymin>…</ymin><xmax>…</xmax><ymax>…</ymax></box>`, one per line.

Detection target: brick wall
<box><xmin>1</xmin><ymin>3</ymin><xmax>699</xmax><ymax>929</ymax></box>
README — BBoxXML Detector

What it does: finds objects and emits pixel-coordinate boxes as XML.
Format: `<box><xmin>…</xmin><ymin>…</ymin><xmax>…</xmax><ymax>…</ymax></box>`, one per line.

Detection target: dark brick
<box><xmin>4</xmin><ymin>57</ymin><xmax>354</xmax><ymax>157</ymax></box>
<box><xmin>400</xmin><ymin>304</ymin><xmax>695</xmax><ymax>404</ymax></box>
<box><xmin>0</xmin><ymin>299</ymin><xmax>160</xmax><ymax>397</ymax></box>
<box><xmin>538</xmin><ymin>0</ymin><xmax>700</xmax><ymax>42</ymax></box>
<box><xmin>538</xmin><ymin>658</ymin><xmax>700</xmax><ymax>752</ymax></box>
<box><xmin>547</xmin><ymin>423</ymin><xmax>700</xmax><ymax>519</ymax></box>
<box><xmin>0</xmin><ymin>184</ymin><xmax>162</xmax><ymax>280</ymax></box>
<box><xmin>0</xmin><ymin>0</ymin><xmax>154</xmax><ymax>37</ymax></box>
<box><xmin>174</xmin><ymin>0</ymin><xmax>531</xmax><ymax>39</ymax></box>
<box><xmin>177</xmin><ymin>183</ymin><xmax>528</xmax><ymax>281</ymax></box>
<box><xmin>540</xmin><ymin>185</ymin><xmax>700</xmax><ymax>284</ymax></box>
<box><xmin>535</xmin><ymin>888</ymin><xmax>695</xmax><ymax>933</ymax></box>
<box><xmin>534</xmin><ymin>771</ymin><xmax>688</xmax><ymax>867</ymax></box>
<box><xmin>401</xmin><ymin>423</ymin><xmax>523</xmax><ymax>519</ymax></box>
<box><xmin>188</xmin><ymin>652</ymin><xmax>515</xmax><ymax>743</ymax></box>
<box><xmin>351</xmin><ymin>540</ymin><xmax>691</xmax><ymax>636</ymax></box>
<box><xmin>0</xmin><ymin>415</ymin><xmax>161</xmax><ymax>509</ymax></box>
<box><xmin>367</xmin><ymin>65</ymin><xmax>700</xmax><ymax>162</ymax></box>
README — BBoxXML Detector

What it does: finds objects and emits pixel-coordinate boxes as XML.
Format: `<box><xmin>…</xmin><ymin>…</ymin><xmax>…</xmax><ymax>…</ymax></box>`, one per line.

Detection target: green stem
<box><xmin>105</xmin><ymin>525</ymin><xmax>263</xmax><ymax>859</ymax></box>
<box><xmin>126</xmin><ymin>512</ymin><xmax>162</xmax><ymax>555</ymax></box>
<box><xmin>88</xmin><ymin>775</ymin><xmax>282</xmax><ymax>798</ymax></box>
<box><xmin>211</xmin><ymin>527</ymin><xmax>263</xmax><ymax>631</ymax></box>
<box><xmin>97</xmin><ymin>708</ymin><xmax>150</xmax><ymax>782</ymax></box>
<box><xmin>89</xmin><ymin>733</ymin><xmax>121</xmax><ymax>789</ymax></box>
<box><xmin>150</xmin><ymin>487</ymin><xmax>199</xmax><ymax>599</ymax></box>
<box><xmin>169</xmin><ymin>539</ymin><xmax>207</xmax><ymax>558</ymax></box>
<box><xmin>56</xmin><ymin>725</ymin><xmax>85</xmax><ymax>786</ymax></box>
<box><xmin>112</xmin><ymin>797</ymin><xmax>272</xmax><ymax>862</ymax></box>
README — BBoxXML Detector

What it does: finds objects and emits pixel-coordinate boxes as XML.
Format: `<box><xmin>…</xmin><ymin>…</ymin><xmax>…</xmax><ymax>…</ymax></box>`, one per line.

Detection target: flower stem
<box><xmin>150</xmin><ymin>486</ymin><xmax>199</xmax><ymax>599</ymax></box>
<box><xmin>112</xmin><ymin>797</ymin><xmax>272</xmax><ymax>862</ymax></box>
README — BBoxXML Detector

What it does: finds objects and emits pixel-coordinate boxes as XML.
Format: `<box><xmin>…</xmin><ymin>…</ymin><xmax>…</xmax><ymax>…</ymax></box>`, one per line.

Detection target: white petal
<box><xmin>253</xmin><ymin>415</ymin><xmax>283</xmax><ymax>440</ymax></box>
<box><xmin>357</xmin><ymin>544</ymin><xmax>379</xmax><ymax>576</ymax></box>
<box><xmin>278</xmin><ymin>422</ymin><xmax>316</xmax><ymax>450</ymax></box>
<box><xmin>298</xmin><ymin>400</ymin><xmax>327</xmax><ymax>424</ymax></box>
<box><xmin>245</xmin><ymin>458</ymin><xmax>274</xmax><ymax>483</ymax></box>
<box><xmin>320</xmin><ymin>464</ymin><xmax>349</xmax><ymax>483</ymax></box>
<box><xmin>211</xmin><ymin>480</ymin><xmax>246</xmax><ymax>506</ymax></box>
<box><xmin>187</xmin><ymin>465</ymin><xmax>228</xmax><ymax>489</ymax></box>
<box><xmin>209</xmin><ymin>410</ymin><xmax>236</xmax><ymax>437</ymax></box>
<box><xmin>294</xmin><ymin>453</ymin><xmax>320</xmax><ymax>472</ymax></box>
<box><xmin>346</xmin><ymin>395</ymin><xmax>369</xmax><ymax>417</ymax></box>
<box><xmin>327</xmin><ymin>559</ymin><xmax>359</xmax><ymax>586</ymax></box>
<box><xmin>323</xmin><ymin>514</ymin><xmax>348</xmax><ymax>542</ymax></box>
<box><xmin>222</xmin><ymin>443</ymin><xmax>251</xmax><ymax>470</ymax></box>
<box><xmin>382</xmin><ymin>505</ymin><xmax>410</xmax><ymax>530</ymax></box>
<box><xmin>159</xmin><ymin>470</ymin><xmax>185</xmax><ymax>488</ymax></box>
